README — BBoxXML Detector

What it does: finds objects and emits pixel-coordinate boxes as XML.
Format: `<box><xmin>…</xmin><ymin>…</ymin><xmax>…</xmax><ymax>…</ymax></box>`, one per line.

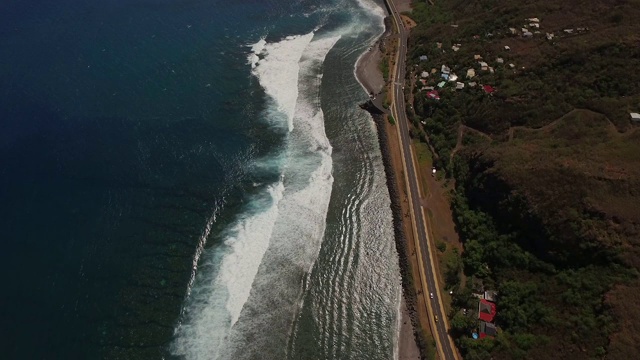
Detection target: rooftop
<box><xmin>478</xmin><ymin>299</ymin><xmax>497</xmax><ymax>322</ymax></box>
<box><xmin>480</xmin><ymin>321</ymin><xmax>498</xmax><ymax>338</ymax></box>
<box><xmin>484</xmin><ymin>290</ymin><xmax>498</xmax><ymax>302</ymax></box>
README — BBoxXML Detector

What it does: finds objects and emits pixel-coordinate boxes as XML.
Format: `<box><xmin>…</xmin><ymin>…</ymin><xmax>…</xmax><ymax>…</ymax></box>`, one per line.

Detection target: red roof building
<box><xmin>426</xmin><ymin>90</ymin><xmax>440</xmax><ymax>100</ymax></box>
<box><xmin>478</xmin><ymin>299</ymin><xmax>497</xmax><ymax>322</ymax></box>
<box><xmin>482</xmin><ymin>85</ymin><xmax>495</xmax><ymax>94</ymax></box>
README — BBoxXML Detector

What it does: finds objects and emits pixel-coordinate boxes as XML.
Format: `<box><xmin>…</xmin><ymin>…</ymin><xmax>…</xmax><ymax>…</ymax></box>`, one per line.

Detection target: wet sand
<box><xmin>355</xmin><ymin>44</ymin><xmax>385</xmax><ymax>96</ymax></box>
<box><xmin>399</xmin><ymin>298</ymin><xmax>421</xmax><ymax>360</ymax></box>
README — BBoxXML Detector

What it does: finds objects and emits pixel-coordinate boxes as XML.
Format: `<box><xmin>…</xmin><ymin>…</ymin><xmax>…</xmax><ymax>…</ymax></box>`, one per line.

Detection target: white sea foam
<box><xmin>355</xmin><ymin>0</ymin><xmax>386</xmax><ymax>21</ymax></box>
<box><xmin>172</xmin><ymin>32</ymin><xmax>340</xmax><ymax>360</ymax></box>
<box><xmin>247</xmin><ymin>38</ymin><xmax>266</xmax><ymax>69</ymax></box>
<box><xmin>171</xmin><ymin>182</ymin><xmax>284</xmax><ymax>359</ymax></box>
<box><xmin>220</xmin><ymin>182</ymin><xmax>285</xmax><ymax>326</ymax></box>
<box><xmin>217</xmin><ymin>34</ymin><xmax>340</xmax><ymax>360</ymax></box>
<box><xmin>249</xmin><ymin>33</ymin><xmax>314</xmax><ymax>132</ymax></box>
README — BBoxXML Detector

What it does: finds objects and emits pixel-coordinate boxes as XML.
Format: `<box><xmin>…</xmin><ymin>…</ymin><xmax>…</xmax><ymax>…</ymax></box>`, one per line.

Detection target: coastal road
<box><xmin>384</xmin><ymin>1</ymin><xmax>459</xmax><ymax>360</ymax></box>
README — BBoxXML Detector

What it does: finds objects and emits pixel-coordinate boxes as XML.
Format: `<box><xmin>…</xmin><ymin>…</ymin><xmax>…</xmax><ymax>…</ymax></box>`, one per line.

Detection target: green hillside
<box><xmin>405</xmin><ymin>0</ymin><xmax>640</xmax><ymax>358</ymax></box>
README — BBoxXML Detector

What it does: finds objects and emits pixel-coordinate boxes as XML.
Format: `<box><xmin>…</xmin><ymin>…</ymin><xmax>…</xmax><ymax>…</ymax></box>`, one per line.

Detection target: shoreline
<box><xmin>353</xmin><ymin>1</ymin><xmax>424</xmax><ymax>359</ymax></box>
<box><xmin>354</xmin><ymin>23</ymin><xmax>422</xmax><ymax>360</ymax></box>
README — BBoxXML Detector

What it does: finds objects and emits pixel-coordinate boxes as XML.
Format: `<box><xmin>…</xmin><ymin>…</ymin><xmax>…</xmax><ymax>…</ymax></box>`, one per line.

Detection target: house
<box><xmin>479</xmin><ymin>61</ymin><xmax>488</xmax><ymax>71</ymax></box>
<box><xmin>478</xmin><ymin>299</ymin><xmax>497</xmax><ymax>322</ymax></box>
<box><xmin>509</xmin><ymin>27</ymin><xmax>517</xmax><ymax>35</ymax></box>
<box><xmin>421</xmin><ymin>71</ymin><xmax>430</xmax><ymax>78</ymax></box>
<box><xmin>427</xmin><ymin>90</ymin><xmax>440</xmax><ymax>100</ymax></box>
<box><xmin>521</xmin><ymin>27</ymin><xmax>528</xmax><ymax>33</ymax></box>
<box><xmin>424</xmin><ymin>86</ymin><xmax>435</xmax><ymax>91</ymax></box>
<box><xmin>449</xmin><ymin>74</ymin><xmax>459</xmax><ymax>82</ymax></box>
<box><xmin>419</xmin><ymin>55</ymin><xmax>428</xmax><ymax>61</ymax></box>
<box><xmin>509</xmin><ymin>63</ymin><xmax>516</xmax><ymax>68</ymax></box>
<box><xmin>564</xmin><ymin>29</ymin><xmax>574</xmax><ymax>34</ymax></box>
<box><xmin>483</xmin><ymin>85</ymin><xmax>496</xmax><ymax>93</ymax></box>
<box><xmin>441</xmin><ymin>73</ymin><xmax>450</xmax><ymax>80</ymax></box>
<box><xmin>452</xmin><ymin>45</ymin><xmax>460</xmax><ymax>52</ymax></box>
<box><xmin>441</xmin><ymin>65</ymin><xmax>451</xmax><ymax>74</ymax></box>
<box><xmin>527</xmin><ymin>17</ymin><xmax>540</xmax><ymax>23</ymax></box>
<box><xmin>489</xmin><ymin>67</ymin><xmax>495</xmax><ymax>74</ymax></box>
<box><xmin>456</xmin><ymin>82</ymin><xmax>465</xmax><ymax>90</ymax></box>
<box><xmin>466</xmin><ymin>68</ymin><xmax>476</xmax><ymax>78</ymax></box>
<box><xmin>630</xmin><ymin>113</ymin><xmax>640</xmax><ymax>122</ymax></box>
<box><xmin>437</xmin><ymin>81</ymin><xmax>446</xmax><ymax>88</ymax></box>
<box><xmin>480</xmin><ymin>321</ymin><xmax>498</xmax><ymax>339</ymax></box>
<box><xmin>468</xmin><ymin>81</ymin><xmax>477</xmax><ymax>88</ymax></box>
<box><xmin>546</xmin><ymin>33</ymin><xmax>555</xmax><ymax>40</ymax></box>
<box><xmin>523</xmin><ymin>31</ymin><xmax>533</xmax><ymax>37</ymax></box>
<box><xmin>504</xmin><ymin>45</ymin><xmax>511</xmax><ymax>51</ymax></box>
<box><xmin>529</xmin><ymin>23</ymin><xmax>540</xmax><ymax>28</ymax></box>
<box><xmin>474</xmin><ymin>54</ymin><xmax>482</xmax><ymax>60</ymax></box>
<box><xmin>484</xmin><ymin>290</ymin><xmax>498</xmax><ymax>302</ymax></box>
<box><xmin>419</xmin><ymin>79</ymin><xmax>427</xmax><ymax>86</ymax></box>
<box><xmin>496</xmin><ymin>58</ymin><xmax>504</xmax><ymax>64</ymax></box>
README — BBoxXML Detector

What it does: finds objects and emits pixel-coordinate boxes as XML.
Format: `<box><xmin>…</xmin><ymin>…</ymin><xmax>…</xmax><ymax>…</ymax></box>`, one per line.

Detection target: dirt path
<box><xmin>450</xmin><ymin>125</ymin><xmax>492</xmax><ymax>161</ymax></box>
<box><xmin>507</xmin><ymin>108</ymin><xmax>637</xmax><ymax>143</ymax></box>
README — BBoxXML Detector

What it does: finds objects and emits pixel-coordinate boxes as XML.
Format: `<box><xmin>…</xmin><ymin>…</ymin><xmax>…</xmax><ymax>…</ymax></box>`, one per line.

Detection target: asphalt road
<box><xmin>384</xmin><ymin>2</ymin><xmax>457</xmax><ymax>360</ymax></box>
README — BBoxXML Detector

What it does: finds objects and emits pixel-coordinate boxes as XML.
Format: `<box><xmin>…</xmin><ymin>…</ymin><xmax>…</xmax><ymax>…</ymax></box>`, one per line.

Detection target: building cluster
<box><xmin>506</xmin><ymin>17</ymin><xmax>590</xmax><ymax>42</ymax></box>
<box><xmin>415</xmin><ymin>52</ymin><xmax>501</xmax><ymax>101</ymax></box>
<box><xmin>476</xmin><ymin>290</ymin><xmax>498</xmax><ymax>339</ymax></box>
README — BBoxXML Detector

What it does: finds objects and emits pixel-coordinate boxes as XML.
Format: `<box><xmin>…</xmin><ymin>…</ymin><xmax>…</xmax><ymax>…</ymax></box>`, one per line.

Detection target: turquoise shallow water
<box><xmin>0</xmin><ymin>0</ymin><xmax>401</xmax><ymax>358</ymax></box>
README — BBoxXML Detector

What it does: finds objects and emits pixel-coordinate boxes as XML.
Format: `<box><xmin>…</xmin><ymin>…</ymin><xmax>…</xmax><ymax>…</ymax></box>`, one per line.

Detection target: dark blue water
<box><xmin>0</xmin><ymin>0</ymin><xmax>324</xmax><ymax>358</ymax></box>
<box><xmin>1</xmin><ymin>0</ymin><xmax>402</xmax><ymax>359</ymax></box>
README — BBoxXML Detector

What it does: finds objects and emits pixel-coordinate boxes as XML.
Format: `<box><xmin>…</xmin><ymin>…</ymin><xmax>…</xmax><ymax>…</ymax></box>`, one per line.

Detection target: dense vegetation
<box><xmin>405</xmin><ymin>0</ymin><xmax>640</xmax><ymax>358</ymax></box>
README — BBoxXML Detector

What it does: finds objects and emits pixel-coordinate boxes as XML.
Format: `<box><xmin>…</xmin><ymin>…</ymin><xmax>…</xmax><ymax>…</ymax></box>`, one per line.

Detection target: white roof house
<box><xmin>527</xmin><ymin>17</ymin><xmax>540</xmax><ymax>23</ymax></box>
<box><xmin>456</xmin><ymin>82</ymin><xmax>465</xmax><ymax>90</ymax></box>
<box><xmin>421</xmin><ymin>71</ymin><xmax>430</xmax><ymax>78</ymax></box>
<box><xmin>479</xmin><ymin>61</ymin><xmax>488</xmax><ymax>71</ymax></box>
<box><xmin>631</xmin><ymin>113</ymin><xmax>640</xmax><ymax>122</ymax></box>
<box><xmin>441</xmin><ymin>65</ymin><xmax>451</xmax><ymax>74</ymax></box>
<box><xmin>496</xmin><ymin>58</ymin><xmax>504</xmax><ymax>64</ymax></box>
<box><xmin>504</xmin><ymin>45</ymin><xmax>511</xmax><ymax>51</ymax></box>
<box><xmin>466</xmin><ymin>68</ymin><xmax>476</xmax><ymax>78</ymax></box>
<box><xmin>449</xmin><ymin>73</ymin><xmax>459</xmax><ymax>82</ymax></box>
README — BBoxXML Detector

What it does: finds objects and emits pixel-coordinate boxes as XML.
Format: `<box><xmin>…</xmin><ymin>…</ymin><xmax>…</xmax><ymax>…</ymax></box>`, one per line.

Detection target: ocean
<box><xmin>0</xmin><ymin>0</ymin><xmax>402</xmax><ymax>359</ymax></box>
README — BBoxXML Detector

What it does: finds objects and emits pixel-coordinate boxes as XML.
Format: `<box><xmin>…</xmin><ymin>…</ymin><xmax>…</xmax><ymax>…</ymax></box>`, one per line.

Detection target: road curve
<box><xmin>383</xmin><ymin>2</ymin><xmax>458</xmax><ymax>360</ymax></box>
